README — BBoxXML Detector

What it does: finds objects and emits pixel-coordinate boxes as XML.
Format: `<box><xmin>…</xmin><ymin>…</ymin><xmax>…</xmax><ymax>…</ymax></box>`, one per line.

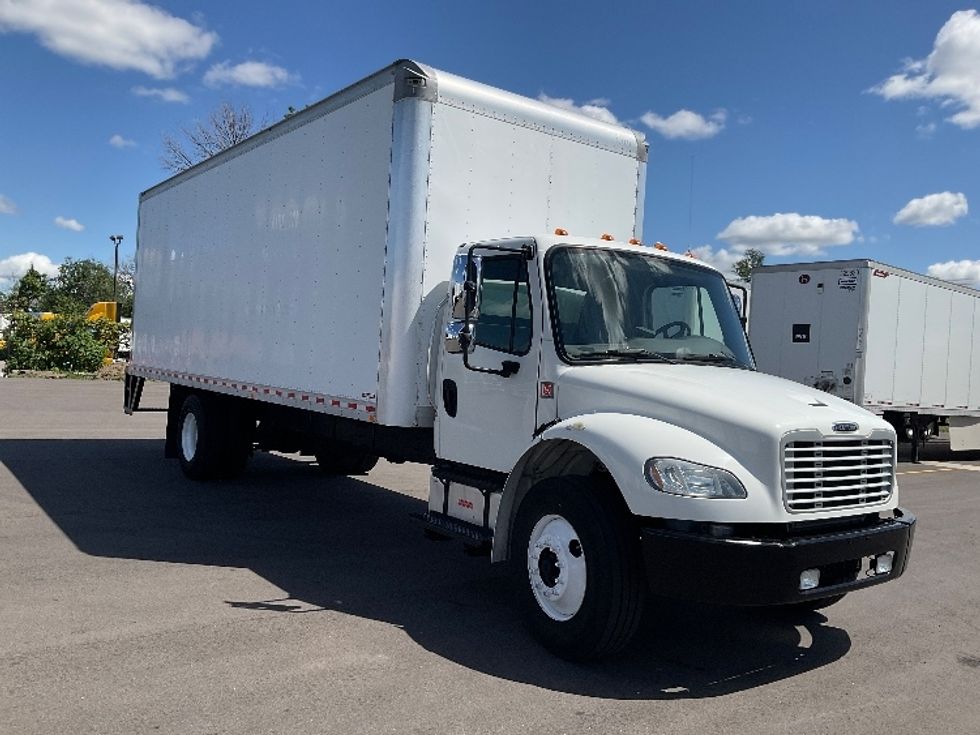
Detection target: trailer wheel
<box><xmin>177</xmin><ymin>394</ymin><xmax>224</xmax><ymax>480</ymax></box>
<box><xmin>511</xmin><ymin>476</ymin><xmax>645</xmax><ymax>661</ymax></box>
<box><xmin>314</xmin><ymin>442</ymin><xmax>379</xmax><ymax>476</ymax></box>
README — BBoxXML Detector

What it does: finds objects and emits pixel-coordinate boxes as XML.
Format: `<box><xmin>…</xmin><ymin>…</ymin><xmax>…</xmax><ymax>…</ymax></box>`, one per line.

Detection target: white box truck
<box><xmin>125</xmin><ymin>61</ymin><xmax>915</xmax><ymax>660</ymax></box>
<box><xmin>749</xmin><ymin>259</ymin><xmax>980</xmax><ymax>461</ymax></box>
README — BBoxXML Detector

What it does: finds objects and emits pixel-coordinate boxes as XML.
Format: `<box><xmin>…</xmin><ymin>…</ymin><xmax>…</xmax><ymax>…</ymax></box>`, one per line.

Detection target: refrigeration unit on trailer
<box><xmin>125</xmin><ymin>61</ymin><xmax>914</xmax><ymax>660</ymax></box>
<box><xmin>749</xmin><ymin>259</ymin><xmax>980</xmax><ymax>459</ymax></box>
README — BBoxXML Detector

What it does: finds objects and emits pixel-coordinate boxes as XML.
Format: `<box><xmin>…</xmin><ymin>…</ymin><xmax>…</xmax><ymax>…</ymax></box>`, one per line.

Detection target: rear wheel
<box><xmin>177</xmin><ymin>393</ymin><xmax>252</xmax><ymax>480</ymax></box>
<box><xmin>178</xmin><ymin>394</ymin><xmax>222</xmax><ymax>480</ymax></box>
<box><xmin>314</xmin><ymin>441</ymin><xmax>378</xmax><ymax>476</ymax></box>
<box><xmin>511</xmin><ymin>476</ymin><xmax>645</xmax><ymax>661</ymax></box>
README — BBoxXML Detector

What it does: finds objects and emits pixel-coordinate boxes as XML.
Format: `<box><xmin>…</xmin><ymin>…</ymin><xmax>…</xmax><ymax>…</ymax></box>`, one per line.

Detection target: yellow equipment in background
<box><xmin>85</xmin><ymin>302</ymin><xmax>118</xmax><ymax>322</ymax></box>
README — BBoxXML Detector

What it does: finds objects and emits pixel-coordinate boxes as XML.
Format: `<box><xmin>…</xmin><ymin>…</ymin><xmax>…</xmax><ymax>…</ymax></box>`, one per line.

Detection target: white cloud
<box><xmin>203</xmin><ymin>60</ymin><xmax>295</xmax><ymax>88</ymax></box>
<box><xmin>688</xmin><ymin>245</ymin><xmax>742</xmax><ymax>274</ymax></box>
<box><xmin>109</xmin><ymin>133</ymin><xmax>136</xmax><ymax>148</ymax></box>
<box><xmin>870</xmin><ymin>10</ymin><xmax>980</xmax><ymax>129</ymax></box>
<box><xmin>537</xmin><ymin>94</ymin><xmax>619</xmax><ymax>125</ymax></box>
<box><xmin>894</xmin><ymin>191</ymin><xmax>968</xmax><ymax>227</ymax></box>
<box><xmin>132</xmin><ymin>85</ymin><xmax>189</xmax><ymax>103</ymax></box>
<box><xmin>717</xmin><ymin>213</ymin><xmax>859</xmax><ymax>255</ymax></box>
<box><xmin>0</xmin><ymin>193</ymin><xmax>17</xmax><ymax>214</ymax></box>
<box><xmin>927</xmin><ymin>259</ymin><xmax>980</xmax><ymax>288</ymax></box>
<box><xmin>0</xmin><ymin>0</ymin><xmax>217</xmax><ymax>79</ymax></box>
<box><xmin>54</xmin><ymin>215</ymin><xmax>84</xmax><ymax>232</ymax></box>
<box><xmin>641</xmin><ymin>109</ymin><xmax>726</xmax><ymax>140</ymax></box>
<box><xmin>0</xmin><ymin>251</ymin><xmax>59</xmax><ymax>290</ymax></box>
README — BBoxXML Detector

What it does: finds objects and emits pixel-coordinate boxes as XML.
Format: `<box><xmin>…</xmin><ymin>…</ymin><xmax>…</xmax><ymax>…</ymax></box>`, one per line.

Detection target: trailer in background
<box><xmin>749</xmin><ymin>259</ymin><xmax>980</xmax><ymax>459</ymax></box>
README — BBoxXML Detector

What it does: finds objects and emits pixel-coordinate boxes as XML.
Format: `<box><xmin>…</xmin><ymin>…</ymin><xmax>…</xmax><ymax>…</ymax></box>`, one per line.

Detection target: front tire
<box><xmin>511</xmin><ymin>476</ymin><xmax>645</xmax><ymax>661</ymax></box>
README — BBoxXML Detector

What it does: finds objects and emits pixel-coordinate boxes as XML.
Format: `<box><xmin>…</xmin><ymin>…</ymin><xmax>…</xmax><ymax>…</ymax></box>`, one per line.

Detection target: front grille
<box><xmin>783</xmin><ymin>439</ymin><xmax>894</xmax><ymax>512</ymax></box>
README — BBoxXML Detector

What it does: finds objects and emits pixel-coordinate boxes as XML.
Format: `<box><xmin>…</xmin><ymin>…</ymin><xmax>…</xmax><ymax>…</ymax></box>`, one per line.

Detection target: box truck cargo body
<box><xmin>749</xmin><ymin>260</ymin><xmax>980</xmax><ymax>454</ymax></box>
<box><xmin>126</xmin><ymin>61</ymin><xmax>914</xmax><ymax>660</ymax></box>
<box><xmin>132</xmin><ymin>62</ymin><xmax>646</xmax><ymax>430</ymax></box>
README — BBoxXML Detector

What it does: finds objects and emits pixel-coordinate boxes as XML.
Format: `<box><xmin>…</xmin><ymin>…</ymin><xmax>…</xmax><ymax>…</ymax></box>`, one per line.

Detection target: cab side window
<box><xmin>475</xmin><ymin>255</ymin><xmax>532</xmax><ymax>355</ymax></box>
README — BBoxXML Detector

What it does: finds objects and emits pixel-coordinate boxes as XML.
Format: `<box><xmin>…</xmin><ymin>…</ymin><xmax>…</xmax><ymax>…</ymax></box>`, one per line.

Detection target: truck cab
<box><xmin>430</xmin><ymin>234</ymin><xmax>915</xmax><ymax>659</ymax></box>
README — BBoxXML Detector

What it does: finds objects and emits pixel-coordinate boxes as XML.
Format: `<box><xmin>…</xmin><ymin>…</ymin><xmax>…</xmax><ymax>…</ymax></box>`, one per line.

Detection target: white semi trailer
<box><xmin>126</xmin><ymin>61</ymin><xmax>915</xmax><ymax>660</ymax></box>
<box><xmin>749</xmin><ymin>260</ymin><xmax>980</xmax><ymax>461</ymax></box>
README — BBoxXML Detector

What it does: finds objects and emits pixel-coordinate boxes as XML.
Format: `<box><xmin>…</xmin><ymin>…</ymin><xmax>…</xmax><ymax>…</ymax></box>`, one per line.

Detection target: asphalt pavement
<box><xmin>0</xmin><ymin>378</ymin><xmax>977</xmax><ymax>734</ymax></box>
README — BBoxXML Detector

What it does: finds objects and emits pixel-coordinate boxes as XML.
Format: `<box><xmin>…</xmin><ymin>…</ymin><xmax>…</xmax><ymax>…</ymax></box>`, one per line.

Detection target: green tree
<box><xmin>44</xmin><ymin>258</ymin><xmax>116</xmax><ymax>314</ymax></box>
<box><xmin>117</xmin><ymin>257</ymin><xmax>135</xmax><ymax>318</ymax></box>
<box><xmin>8</xmin><ymin>266</ymin><xmax>51</xmax><ymax>312</ymax></box>
<box><xmin>733</xmin><ymin>249</ymin><xmax>765</xmax><ymax>281</ymax></box>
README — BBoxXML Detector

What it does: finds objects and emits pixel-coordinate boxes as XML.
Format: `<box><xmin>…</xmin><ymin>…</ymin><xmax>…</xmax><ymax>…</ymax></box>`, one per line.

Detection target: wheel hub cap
<box><xmin>527</xmin><ymin>514</ymin><xmax>586</xmax><ymax>621</ymax></box>
<box><xmin>181</xmin><ymin>413</ymin><xmax>198</xmax><ymax>461</ymax></box>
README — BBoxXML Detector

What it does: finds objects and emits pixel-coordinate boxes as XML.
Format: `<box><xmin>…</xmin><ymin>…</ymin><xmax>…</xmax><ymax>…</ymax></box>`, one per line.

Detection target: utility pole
<box><xmin>109</xmin><ymin>235</ymin><xmax>123</xmax><ymax>322</ymax></box>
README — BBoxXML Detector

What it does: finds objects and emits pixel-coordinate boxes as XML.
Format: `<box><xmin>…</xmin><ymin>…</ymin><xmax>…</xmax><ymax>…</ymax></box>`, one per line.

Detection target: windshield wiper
<box><xmin>573</xmin><ymin>348</ymin><xmax>676</xmax><ymax>364</ymax></box>
<box><xmin>674</xmin><ymin>352</ymin><xmax>752</xmax><ymax>369</ymax></box>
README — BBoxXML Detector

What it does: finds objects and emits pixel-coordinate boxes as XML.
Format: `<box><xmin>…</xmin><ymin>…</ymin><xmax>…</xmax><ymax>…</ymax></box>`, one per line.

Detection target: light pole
<box><xmin>109</xmin><ymin>235</ymin><xmax>123</xmax><ymax>322</ymax></box>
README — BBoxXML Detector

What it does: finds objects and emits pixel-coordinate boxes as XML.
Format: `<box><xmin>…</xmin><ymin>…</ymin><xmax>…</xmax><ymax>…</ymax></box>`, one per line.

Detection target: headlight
<box><xmin>644</xmin><ymin>458</ymin><xmax>747</xmax><ymax>499</ymax></box>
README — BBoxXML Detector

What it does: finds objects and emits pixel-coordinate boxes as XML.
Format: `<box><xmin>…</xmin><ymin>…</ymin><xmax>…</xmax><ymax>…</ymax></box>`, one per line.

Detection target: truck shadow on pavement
<box><xmin>1</xmin><ymin>438</ymin><xmax>852</xmax><ymax>699</ymax></box>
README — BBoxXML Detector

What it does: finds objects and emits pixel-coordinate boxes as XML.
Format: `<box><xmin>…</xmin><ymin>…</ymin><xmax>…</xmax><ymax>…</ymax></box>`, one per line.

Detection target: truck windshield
<box><xmin>546</xmin><ymin>246</ymin><xmax>754</xmax><ymax>368</ymax></box>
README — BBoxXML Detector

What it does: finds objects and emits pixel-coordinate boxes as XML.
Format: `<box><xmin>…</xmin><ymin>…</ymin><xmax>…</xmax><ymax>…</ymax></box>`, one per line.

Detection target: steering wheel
<box><xmin>652</xmin><ymin>320</ymin><xmax>691</xmax><ymax>339</ymax></box>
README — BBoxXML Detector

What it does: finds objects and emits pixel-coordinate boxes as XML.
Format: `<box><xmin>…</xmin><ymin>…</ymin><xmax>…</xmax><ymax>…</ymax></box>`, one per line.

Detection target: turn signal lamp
<box><xmin>554</xmin><ymin>227</ymin><xmax>568</xmax><ymax>236</ymax></box>
<box><xmin>600</xmin><ymin>233</ymin><xmax>615</xmax><ymax>241</ymax></box>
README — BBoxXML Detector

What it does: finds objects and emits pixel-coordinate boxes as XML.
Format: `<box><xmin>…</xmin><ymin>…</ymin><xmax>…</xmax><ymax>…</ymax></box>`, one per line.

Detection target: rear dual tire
<box><xmin>177</xmin><ymin>393</ymin><xmax>251</xmax><ymax>480</ymax></box>
<box><xmin>314</xmin><ymin>442</ymin><xmax>379</xmax><ymax>476</ymax></box>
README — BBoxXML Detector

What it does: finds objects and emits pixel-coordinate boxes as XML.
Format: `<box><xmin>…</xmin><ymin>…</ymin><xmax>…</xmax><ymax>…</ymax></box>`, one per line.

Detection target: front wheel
<box><xmin>512</xmin><ymin>476</ymin><xmax>645</xmax><ymax>661</ymax></box>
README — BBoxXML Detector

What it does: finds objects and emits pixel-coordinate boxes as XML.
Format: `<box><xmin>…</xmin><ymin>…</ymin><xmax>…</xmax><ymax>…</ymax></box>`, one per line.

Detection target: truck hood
<box><xmin>557</xmin><ymin>364</ymin><xmax>889</xmax><ymax>460</ymax></box>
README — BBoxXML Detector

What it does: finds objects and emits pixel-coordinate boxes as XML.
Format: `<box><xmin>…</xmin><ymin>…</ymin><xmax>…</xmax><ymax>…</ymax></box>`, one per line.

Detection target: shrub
<box><xmin>3</xmin><ymin>312</ymin><xmax>126</xmax><ymax>373</ymax></box>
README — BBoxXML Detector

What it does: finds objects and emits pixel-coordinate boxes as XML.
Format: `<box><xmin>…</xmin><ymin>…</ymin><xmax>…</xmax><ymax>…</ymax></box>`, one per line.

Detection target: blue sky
<box><xmin>2</xmin><ymin>0</ymin><xmax>980</xmax><ymax>291</ymax></box>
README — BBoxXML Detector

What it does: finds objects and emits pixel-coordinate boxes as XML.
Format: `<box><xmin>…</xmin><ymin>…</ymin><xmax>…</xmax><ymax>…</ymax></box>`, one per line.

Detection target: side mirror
<box><xmin>450</xmin><ymin>255</ymin><xmax>482</xmax><ymax>321</ymax></box>
<box><xmin>727</xmin><ymin>281</ymin><xmax>749</xmax><ymax>331</ymax></box>
<box><xmin>447</xmin><ymin>253</ymin><xmax>482</xmax><ymax>354</ymax></box>
<box><xmin>444</xmin><ymin>320</ymin><xmax>468</xmax><ymax>354</ymax></box>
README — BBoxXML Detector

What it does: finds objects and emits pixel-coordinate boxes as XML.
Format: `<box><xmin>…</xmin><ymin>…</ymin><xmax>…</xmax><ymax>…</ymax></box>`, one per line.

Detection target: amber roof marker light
<box><xmin>600</xmin><ymin>233</ymin><xmax>615</xmax><ymax>241</ymax></box>
<box><xmin>554</xmin><ymin>227</ymin><xmax>569</xmax><ymax>236</ymax></box>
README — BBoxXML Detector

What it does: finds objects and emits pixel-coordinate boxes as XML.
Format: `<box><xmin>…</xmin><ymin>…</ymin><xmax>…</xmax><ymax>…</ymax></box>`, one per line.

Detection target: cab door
<box><xmin>436</xmin><ymin>239</ymin><xmax>541</xmax><ymax>472</ymax></box>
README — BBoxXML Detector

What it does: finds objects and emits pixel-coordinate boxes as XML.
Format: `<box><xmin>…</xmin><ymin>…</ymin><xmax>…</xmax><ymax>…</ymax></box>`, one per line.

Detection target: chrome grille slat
<box><xmin>782</xmin><ymin>438</ymin><xmax>895</xmax><ymax>512</ymax></box>
<box><xmin>786</xmin><ymin>464</ymin><xmax>891</xmax><ymax>482</ymax></box>
<box><xmin>788</xmin><ymin>483</ymin><xmax>891</xmax><ymax>495</ymax></box>
<box><xmin>786</xmin><ymin>453</ymin><xmax>893</xmax><ymax>462</ymax></box>
<box><xmin>785</xmin><ymin>443</ymin><xmax>892</xmax><ymax>453</ymax></box>
<box><xmin>787</xmin><ymin>475</ymin><xmax>892</xmax><ymax>487</ymax></box>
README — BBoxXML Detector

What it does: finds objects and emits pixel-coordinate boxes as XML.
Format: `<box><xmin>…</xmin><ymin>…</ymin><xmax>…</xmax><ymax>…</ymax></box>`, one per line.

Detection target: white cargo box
<box><xmin>131</xmin><ymin>60</ymin><xmax>647</xmax><ymax>428</ymax></box>
<box><xmin>749</xmin><ymin>260</ymin><xmax>980</xmax><ymax>422</ymax></box>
